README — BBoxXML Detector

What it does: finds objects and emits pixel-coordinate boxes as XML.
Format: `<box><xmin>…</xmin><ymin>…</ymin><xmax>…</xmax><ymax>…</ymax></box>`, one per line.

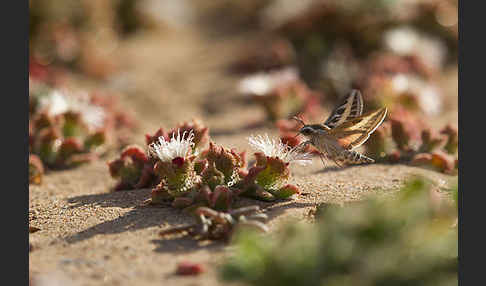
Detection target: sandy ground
<box><xmin>29</xmin><ymin>24</ymin><xmax>458</xmax><ymax>286</ymax></box>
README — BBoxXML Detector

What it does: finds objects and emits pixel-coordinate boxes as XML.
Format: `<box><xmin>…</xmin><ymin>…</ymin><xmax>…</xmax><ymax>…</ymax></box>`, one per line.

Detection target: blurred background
<box><xmin>29</xmin><ymin>0</ymin><xmax>458</xmax><ymax>118</ymax></box>
<box><xmin>29</xmin><ymin>0</ymin><xmax>458</xmax><ymax>171</ymax></box>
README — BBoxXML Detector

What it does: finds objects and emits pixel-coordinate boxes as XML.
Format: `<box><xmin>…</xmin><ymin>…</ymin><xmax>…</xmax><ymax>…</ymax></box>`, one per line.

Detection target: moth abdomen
<box><xmin>336</xmin><ymin>150</ymin><xmax>374</xmax><ymax>165</ymax></box>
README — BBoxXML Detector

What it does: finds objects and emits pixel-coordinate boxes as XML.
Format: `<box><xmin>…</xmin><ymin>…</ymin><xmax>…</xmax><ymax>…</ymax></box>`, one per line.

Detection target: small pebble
<box><xmin>176</xmin><ymin>262</ymin><xmax>204</xmax><ymax>276</ymax></box>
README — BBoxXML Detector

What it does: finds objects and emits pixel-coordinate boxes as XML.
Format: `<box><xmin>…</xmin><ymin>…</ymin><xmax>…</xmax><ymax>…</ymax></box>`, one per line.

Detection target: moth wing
<box><xmin>324</xmin><ymin>89</ymin><xmax>364</xmax><ymax>129</ymax></box>
<box><xmin>328</xmin><ymin>107</ymin><xmax>387</xmax><ymax>150</ymax></box>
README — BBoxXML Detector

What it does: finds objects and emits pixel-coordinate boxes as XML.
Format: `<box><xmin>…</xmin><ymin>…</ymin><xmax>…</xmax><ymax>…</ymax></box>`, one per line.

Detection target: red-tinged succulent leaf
<box><xmin>255</xmin><ymin>156</ymin><xmax>291</xmax><ymax>190</ymax></box>
<box><xmin>58</xmin><ymin>138</ymin><xmax>83</xmax><ymax>157</ymax></box>
<box><xmin>194</xmin><ymin>159</ymin><xmax>208</xmax><ymax>175</ymax></box>
<box><xmin>419</xmin><ymin>128</ymin><xmax>445</xmax><ymax>153</ymax></box>
<box><xmin>440</xmin><ymin>124</ymin><xmax>458</xmax><ymax>155</ymax></box>
<box><xmin>121</xmin><ymin>145</ymin><xmax>148</xmax><ymax>163</ymax></box>
<box><xmin>195</xmin><ymin>185</ymin><xmax>212</xmax><ymax>204</ymax></box>
<box><xmin>254</xmin><ymin>152</ymin><xmax>267</xmax><ymax>167</ymax></box>
<box><xmin>387</xmin><ymin>150</ymin><xmax>402</xmax><ymax>163</ymax></box>
<box><xmin>62</xmin><ymin>111</ymin><xmax>86</xmax><ymax>137</ymax></box>
<box><xmin>411</xmin><ymin>152</ymin><xmax>455</xmax><ymax>174</ymax></box>
<box><xmin>145</xmin><ymin>128</ymin><xmax>167</xmax><ymax>145</ymax></box>
<box><xmin>29</xmin><ymin>57</ymin><xmax>49</xmax><ymax>82</ymax></box>
<box><xmin>238</xmin><ymin>169</ymin><xmax>249</xmax><ymax>179</ymax></box>
<box><xmin>151</xmin><ymin>183</ymin><xmax>171</xmax><ymax>204</ymax></box>
<box><xmin>233</xmin><ymin>149</ymin><xmax>247</xmax><ymax>169</ymax></box>
<box><xmin>210</xmin><ymin>185</ymin><xmax>233</xmax><ymax>211</ymax></box>
<box><xmin>389</xmin><ymin>108</ymin><xmax>423</xmax><ymax>150</ymax></box>
<box><xmin>176</xmin><ymin>262</ymin><xmax>204</xmax><ymax>276</ymax></box>
<box><xmin>201</xmin><ymin>162</ymin><xmax>225</xmax><ymax>190</ymax></box>
<box><xmin>154</xmin><ymin>159</ymin><xmax>196</xmax><ymax>196</ymax></box>
<box><xmin>430</xmin><ymin>152</ymin><xmax>456</xmax><ymax>174</ymax></box>
<box><xmin>84</xmin><ymin>130</ymin><xmax>107</xmax><ymax>150</ymax></box>
<box><xmin>242</xmin><ymin>165</ymin><xmax>266</xmax><ymax>185</ymax></box>
<box><xmin>167</xmin><ymin>119</ymin><xmax>210</xmax><ymax>148</ymax></box>
<box><xmin>280</xmin><ymin>133</ymin><xmax>300</xmax><ymax>148</ymax></box>
<box><xmin>32</xmin><ymin>112</ymin><xmax>56</xmax><ymax>131</ymax></box>
<box><xmin>29</xmin><ymin>154</ymin><xmax>44</xmax><ymax>185</ymax></box>
<box><xmin>108</xmin><ymin>145</ymin><xmax>152</xmax><ymax>189</ymax></box>
<box><xmin>274</xmin><ymin>184</ymin><xmax>300</xmax><ymax>199</ymax></box>
<box><xmin>34</xmin><ymin>127</ymin><xmax>62</xmax><ymax>165</ymax></box>
<box><xmin>134</xmin><ymin>163</ymin><xmax>157</xmax><ymax>189</ymax></box>
<box><xmin>410</xmin><ymin>153</ymin><xmax>433</xmax><ymax>165</ymax></box>
<box><xmin>206</xmin><ymin>142</ymin><xmax>245</xmax><ymax>185</ymax></box>
<box><xmin>108</xmin><ymin>158</ymin><xmax>124</xmax><ymax>178</ymax></box>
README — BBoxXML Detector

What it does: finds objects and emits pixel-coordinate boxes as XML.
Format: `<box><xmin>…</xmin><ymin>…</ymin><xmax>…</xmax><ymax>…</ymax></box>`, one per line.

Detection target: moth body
<box><xmin>295</xmin><ymin>89</ymin><xmax>386</xmax><ymax>168</ymax></box>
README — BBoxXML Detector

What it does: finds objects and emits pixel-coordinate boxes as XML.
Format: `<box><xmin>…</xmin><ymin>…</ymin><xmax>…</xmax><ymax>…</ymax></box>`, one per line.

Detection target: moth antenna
<box><xmin>292</xmin><ymin>116</ymin><xmax>306</xmax><ymax>126</ymax></box>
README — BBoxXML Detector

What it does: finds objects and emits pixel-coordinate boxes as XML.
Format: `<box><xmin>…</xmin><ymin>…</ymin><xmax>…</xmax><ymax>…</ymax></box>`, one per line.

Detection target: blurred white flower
<box><xmin>384</xmin><ymin>26</ymin><xmax>446</xmax><ymax>71</ymax></box>
<box><xmin>248</xmin><ymin>133</ymin><xmax>312</xmax><ymax>165</ymax></box>
<box><xmin>237</xmin><ymin>67</ymin><xmax>298</xmax><ymax>96</ymax></box>
<box><xmin>38</xmin><ymin>89</ymin><xmax>106</xmax><ymax>130</ymax></box>
<box><xmin>38</xmin><ymin>90</ymin><xmax>70</xmax><ymax>116</ymax></box>
<box><xmin>148</xmin><ymin>130</ymin><xmax>195</xmax><ymax>162</ymax></box>
<box><xmin>390</xmin><ymin>74</ymin><xmax>442</xmax><ymax>116</ymax></box>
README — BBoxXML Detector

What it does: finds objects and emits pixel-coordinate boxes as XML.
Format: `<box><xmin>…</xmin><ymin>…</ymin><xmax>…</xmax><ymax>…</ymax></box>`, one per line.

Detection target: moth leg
<box><xmin>327</xmin><ymin>144</ymin><xmax>345</xmax><ymax>168</ymax></box>
<box><xmin>298</xmin><ymin>140</ymin><xmax>312</xmax><ymax>149</ymax></box>
<box><xmin>318</xmin><ymin>152</ymin><xmax>328</xmax><ymax>168</ymax></box>
<box><xmin>331</xmin><ymin>157</ymin><xmax>344</xmax><ymax>168</ymax></box>
<box><xmin>321</xmin><ymin>143</ymin><xmax>343</xmax><ymax>169</ymax></box>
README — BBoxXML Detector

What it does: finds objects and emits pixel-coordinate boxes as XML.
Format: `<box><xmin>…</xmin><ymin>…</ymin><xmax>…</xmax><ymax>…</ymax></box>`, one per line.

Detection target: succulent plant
<box><xmin>238</xmin><ymin>68</ymin><xmax>323</xmax><ymax>122</ymax></box>
<box><xmin>148</xmin><ymin>130</ymin><xmax>199</xmax><ymax>197</ymax></box>
<box><xmin>145</xmin><ymin>119</ymin><xmax>209</xmax><ymax>150</ymax></box>
<box><xmin>108</xmin><ymin>145</ymin><xmax>156</xmax><ymax>191</ymax></box>
<box><xmin>235</xmin><ymin>134</ymin><xmax>311</xmax><ymax>201</ymax></box>
<box><xmin>358</xmin><ymin>106</ymin><xmax>458</xmax><ymax>174</ymax></box>
<box><xmin>220</xmin><ymin>177</ymin><xmax>457</xmax><ymax>286</ymax></box>
<box><xmin>28</xmin><ymin>80</ymin><xmax>135</xmax><ymax>183</ymax></box>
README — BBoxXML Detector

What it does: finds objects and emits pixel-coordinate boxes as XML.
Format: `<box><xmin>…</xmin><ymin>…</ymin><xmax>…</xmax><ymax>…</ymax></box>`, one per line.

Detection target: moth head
<box><xmin>298</xmin><ymin>124</ymin><xmax>330</xmax><ymax>137</ymax></box>
<box><xmin>299</xmin><ymin>126</ymin><xmax>316</xmax><ymax>136</ymax></box>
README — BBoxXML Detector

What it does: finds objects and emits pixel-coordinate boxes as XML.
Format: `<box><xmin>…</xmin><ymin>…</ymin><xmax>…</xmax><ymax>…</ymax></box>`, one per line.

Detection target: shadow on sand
<box><xmin>63</xmin><ymin>188</ymin><xmax>319</xmax><ymax>252</ymax></box>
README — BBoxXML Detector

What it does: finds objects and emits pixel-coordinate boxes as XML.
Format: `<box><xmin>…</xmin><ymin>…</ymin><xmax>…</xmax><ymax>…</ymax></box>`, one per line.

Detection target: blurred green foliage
<box><xmin>220</xmin><ymin>177</ymin><xmax>457</xmax><ymax>286</ymax></box>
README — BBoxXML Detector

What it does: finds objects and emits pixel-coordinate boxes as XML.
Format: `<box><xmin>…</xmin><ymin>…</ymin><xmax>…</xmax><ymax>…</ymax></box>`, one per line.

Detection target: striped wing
<box><xmin>328</xmin><ymin>107</ymin><xmax>387</xmax><ymax>150</ymax></box>
<box><xmin>324</xmin><ymin>89</ymin><xmax>364</xmax><ymax>129</ymax></box>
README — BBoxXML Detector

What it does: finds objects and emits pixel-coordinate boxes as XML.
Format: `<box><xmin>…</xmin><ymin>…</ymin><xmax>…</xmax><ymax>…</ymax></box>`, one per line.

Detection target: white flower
<box><xmin>148</xmin><ymin>130</ymin><xmax>195</xmax><ymax>162</ymax></box>
<box><xmin>237</xmin><ymin>67</ymin><xmax>298</xmax><ymax>96</ymax></box>
<box><xmin>37</xmin><ymin>89</ymin><xmax>106</xmax><ymax>130</ymax></box>
<box><xmin>248</xmin><ymin>134</ymin><xmax>312</xmax><ymax>166</ymax></box>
